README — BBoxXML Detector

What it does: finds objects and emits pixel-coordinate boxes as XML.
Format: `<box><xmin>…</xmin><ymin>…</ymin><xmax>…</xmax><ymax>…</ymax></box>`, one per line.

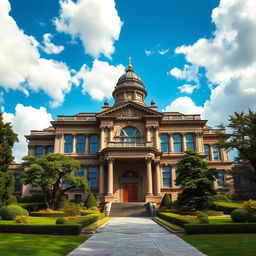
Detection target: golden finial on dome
<box><xmin>127</xmin><ymin>56</ymin><xmax>133</xmax><ymax>70</ymax></box>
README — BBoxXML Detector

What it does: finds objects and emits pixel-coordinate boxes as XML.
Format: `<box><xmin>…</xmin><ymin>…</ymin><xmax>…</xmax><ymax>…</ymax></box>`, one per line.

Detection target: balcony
<box><xmin>107</xmin><ymin>142</ymin><xmax>148</xmax><ymax>148</ymax></box>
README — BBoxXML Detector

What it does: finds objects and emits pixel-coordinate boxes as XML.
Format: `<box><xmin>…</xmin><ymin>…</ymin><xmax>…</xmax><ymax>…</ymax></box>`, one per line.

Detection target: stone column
<box><xmin>28</xmin><ymin>145</ymin><xmax>35</xmax><ymax>156</ymax></box>
<box><xmin>85</xmin><ymin>135</ymin><xmax>89</xmax><ymax>154</ymax></box>
<box><xmin>54</xmin><ymin>134</ymin><xmax>60</xmax><ymax>153</ymax></box>
<box><xmin>84</xmin><ymin>166</ymin><xmax>88</xmax><ymax>179</ymax></box>
<box><xmin>99</xmin><ymin>162</ymin><xmax>104</xmax><ymax>195</ymax></box>
<box><xmin>146</xmin><ymin>127</ymin><xmax>150</xmax><ymax>142</ymax></box>
<box><xmin>72</xmin><ymin>134</ymin><xmax>76</xmax><ymax>154</ymax></box>
<box><xmin>171</xmin><ymin>166</ymin><xmax>176</xmax><ymax>188</ymax></box>
<box><xmin>146</xmin><ymin>157</ymin><xmax>153</xmax><ymax>195</ymax></box>
<box><xmin>59</xmin><ymin>133</ymin><xmax>64</xmax><ymax>153</ymax></box>
<box><xmin>182</xmin><ymin>133</ymin><xmax>187</xmax><ymax>152</ymax></box>
<box><xmin>210</xmin><ymin>144</ymin><xmax>214</xmax><ymax>161</ymax></box>
<box><xmin>154</xmin><ymin>127</ymin><xmax>159</xmax><ymax>150</ymax></box>
<box><xmin>155</xmin><ymin>160</ymin><xmax>161</xmax><ymax>195</ymax></box>
<box><xmin>109</xmin><ymin>127</ymin><xmax>113</xmax><ymax>142</ymax></box>
<box><xmin>100</xmin><ymin>128</ymin><xmax>105</xmax><ymax>150</ymax></box>
<box><xmin>107</xmin><ymin>158</ymin><xmax>114</xmax><ymax>195</ymax></box>
<box><xmin>169</xmin><ymin>133</ymin><xmax>173</xmax><ymax>152</ymax></box>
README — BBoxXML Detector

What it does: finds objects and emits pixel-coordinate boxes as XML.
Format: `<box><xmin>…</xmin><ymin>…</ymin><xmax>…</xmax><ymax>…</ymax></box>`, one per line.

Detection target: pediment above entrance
<box><xmin>96</xmin><ymin>102</ymin><xmax>163</xmax><ymax>120</ymax></box>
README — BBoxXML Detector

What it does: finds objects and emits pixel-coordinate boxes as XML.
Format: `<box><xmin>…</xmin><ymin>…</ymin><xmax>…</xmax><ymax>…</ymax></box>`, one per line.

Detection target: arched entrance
<box><xmin>120</xmin><ymin>171</ymin><xmax>141</xmax><ymax>202</ymax></box>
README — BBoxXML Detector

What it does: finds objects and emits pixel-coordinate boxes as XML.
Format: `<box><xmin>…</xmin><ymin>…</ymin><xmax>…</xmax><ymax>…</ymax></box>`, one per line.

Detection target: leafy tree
<box><xmin>85</xmin><ymin>191</ymin><xmax>98</xmax><ymax>208</ymax></box>
<box><xmin>0</xmin><ymin>113</ymin><xmax>18</xmax><ymax>207</ymax></box>
<box><xmin>160</xmin><ymin>193</ymin><xmax>172</xmax><ymax>209</ymax></box>
<box><xmin>22</xmin><ymin>153</ymin><xmax>88</xmax><ymax>209</ymax></box>
<box><xmin>175</xmin><ymin>148</ymin><xmax>218</xmax><ymax>210</ymax></box>
<box><xmin>218</xmin><ymin>109</ymin><xmax>256</xmax><ymax>172</ymax></box>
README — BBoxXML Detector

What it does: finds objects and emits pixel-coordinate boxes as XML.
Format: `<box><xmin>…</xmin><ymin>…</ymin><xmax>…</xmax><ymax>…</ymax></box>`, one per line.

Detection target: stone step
<box><xmin>110</xmin><ymin>202</ymin><xmax>150</xmax><ymax>217</ymax></box>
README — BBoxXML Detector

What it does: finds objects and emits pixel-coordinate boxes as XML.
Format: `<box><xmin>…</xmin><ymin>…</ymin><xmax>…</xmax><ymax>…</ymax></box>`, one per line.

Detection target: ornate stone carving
<box><xmin>119</xmin><ymin>108</ymin><xmax>141</xmax><ymax>117</ymax></box>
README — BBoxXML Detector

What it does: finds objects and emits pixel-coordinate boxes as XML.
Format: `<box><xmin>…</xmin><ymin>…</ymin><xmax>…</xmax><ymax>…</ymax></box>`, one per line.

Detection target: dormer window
<box><xmin>119</xmin><ymin>127</ymin><xmax>140</xmax><ymax>142</ymax></box>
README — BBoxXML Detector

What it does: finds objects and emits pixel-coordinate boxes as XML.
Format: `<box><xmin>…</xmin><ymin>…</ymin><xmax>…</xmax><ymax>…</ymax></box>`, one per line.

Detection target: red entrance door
<box><xmin>123</xmin><ymin>183</ymin><xmax>138</xmax><ymax>202</ymax></box>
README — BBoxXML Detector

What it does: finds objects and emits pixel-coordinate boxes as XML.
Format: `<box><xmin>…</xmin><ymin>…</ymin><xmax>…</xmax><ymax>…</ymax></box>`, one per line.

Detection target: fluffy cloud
<box><xmin>145</xmin><ymin>49</ymin><xmax>153</xmax><ymax>56</ymax></box>
<box><xmin>0</xmin><ymin>0</ymin><xmax>72</xmax><ymax>107</ymax></box>
<box><xmin>158</xmin><ymin>49</ymin><xmax>169</xmax><ymax>55</ymax></box>
<box><xmin>3</xmin><ymin>104</ymin><xmax>53</xmax><ymax>162</ymax></box>
<box><xmin>41</xmin><ymin>33</ymin><xmax>64</xmax><ymax>54</ymax></box>
<box><xmin>73</xmin><ymin>60</ymin><xmax>125</xmax><ymax>100</ymax></box>
<box><xmin>54</xmin><ymin>0</ymin><xmax>122</xmax><ymax>59</ymax></box>
<box><xmin>162</xmin><ymin>97</ymin><xmax>203</xmax><ymax>114</ymax></box>
<box><xmin>178</xmin><ymin>84</ymin><xmax>199</xmax><ymax>94</ymax></box>
<box><xmin>169</xmin><ymin>64</ymin><xmax>199</xmax><ymax>83</ymax></box>
<box><xmin>171</xmin><ymin>0</ymin><xmax>256</xmax><ymax>126</ymax></box>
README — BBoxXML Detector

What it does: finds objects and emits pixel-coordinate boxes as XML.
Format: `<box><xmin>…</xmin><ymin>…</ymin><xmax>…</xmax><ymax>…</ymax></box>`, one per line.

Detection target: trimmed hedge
<box><xmin>17</xmin><ymin>203</ymin><xmax>46</xmax><ymax>212</ymax></box>
<box><xmin>30</xmin><ymin>212</ymin><xmax>67</xmax><ymax>217</ymax></box>
<box><xmin>158</xmin><ymin>212</ymin><xmax>194</xmax><ymax>227</ymax></box>
<box><xmin>213</xmin><ymin>202</ymin><xmax>242</xmax><ymax>214</ymax></box>
<box><xmin>68</xmin><ymin>213</ymin><xmax>104</xmax><ymax>228</ymax></box>
<box><xmin>0</xmin><ymin>205</ymin><xmax>29</xmax><ymax>220</ymax></box>
<box><xmin>185</xmin><ymin>223</ymin><xmax>256</xmax><ymax>234</ymax></box>
<box><xmin>0</xmin><ymin>224</ymin><xmax>81</xmax><ymax>235</ymax></box>
<box><xmin>164</xmin><ymin>209</ymin><xmax>224</xmax><ymax>216</ymax></box>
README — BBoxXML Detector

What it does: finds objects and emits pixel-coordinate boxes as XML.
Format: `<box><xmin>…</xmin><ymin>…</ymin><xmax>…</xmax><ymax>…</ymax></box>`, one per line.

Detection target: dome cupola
<box><xmin>112</xmin><ymin>58</ymin><xmax>147</xmax><ymax>106</ymax></box>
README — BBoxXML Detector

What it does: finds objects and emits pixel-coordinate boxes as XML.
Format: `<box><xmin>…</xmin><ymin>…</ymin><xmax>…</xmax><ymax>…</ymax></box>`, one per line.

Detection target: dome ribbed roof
<box><xmin>116</xmin><ymin>69</ymin><xmax>144</xmax><ymax>88</ymax></box>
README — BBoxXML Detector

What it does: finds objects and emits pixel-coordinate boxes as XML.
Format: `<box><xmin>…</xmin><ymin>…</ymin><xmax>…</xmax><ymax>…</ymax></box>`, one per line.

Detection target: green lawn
<box><xmin>0</xmin><ymin>217</ymin><xmax>57</xmax><ymax>225</ymax></box>
<box><xmin>183</xmin><ymin>234</ymin><xmax>256</xmax><ymax>256</ymax></box>
<box><xmin>214</xmin><ymin>201</ymin><xmax>243</xmax><ymax>208</ymax></box>
<box><xmin>208</xmin><ymin>217</ymin><xmax>232</xmax><ymax>224</ymax></box>
<box><xmin>0</xmin><ymin>233</ymin><xmax>88</xmax><ymax>256</ymax></box>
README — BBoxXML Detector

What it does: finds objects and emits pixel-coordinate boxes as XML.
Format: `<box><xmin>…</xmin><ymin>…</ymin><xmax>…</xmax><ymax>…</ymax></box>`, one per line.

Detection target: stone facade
<box><xmin>23</xmin><ymin>65</ymin><xmax>233</xmax><ymax>203</ymax></box>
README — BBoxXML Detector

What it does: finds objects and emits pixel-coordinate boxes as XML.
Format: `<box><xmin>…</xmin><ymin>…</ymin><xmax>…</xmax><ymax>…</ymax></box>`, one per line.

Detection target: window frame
<box><xmin>160</xmin><ymin>134</ymin><xmax>169</xmax><ymax>153</ymax></box>
<box><xmin>186</xmin><ymin>133</ymin><xmax>195</xmax><ymax>151</ymax></box>
<box><xmin>162</xmin><ymin>166</ymin><xmax>171</xmax><ymax>188</ymax></box>
<box><xmin>76</xmin><ymin>135</ymin><xmax>86</xmax><ymax>154</ymax></box>
<box><xmin>88</xmin><ymin>166</ymin><xmax>98</xmax><ymax>189</ymax></box>
<box><xmin>64</xmin><ymin>135</ymin><xmax>73</xmax><ymax>154</ymax></box>
<box><xmin>204</xmin><ymin>144</ymin><xmax>210</xmax><ymax>160</ymax></box>
<box><xmin>35</xmin><ymin>146</ymin><xmax>44</xmax><ymax>158</ymax></box>
<box><xmin>173</xmin><ymin>134</ymin><xmax>182</xmax><ymax>153</ymax></box>
<box><xmin>89</xmin><ymin>135</ymin><xmax>99</xmax><ymax>154</ymax></box>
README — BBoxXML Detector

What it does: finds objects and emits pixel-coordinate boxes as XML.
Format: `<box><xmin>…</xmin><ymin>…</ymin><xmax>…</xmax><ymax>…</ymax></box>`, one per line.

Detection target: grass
<box><xmin>214</xmin><ymin>201</ymin><xmax>243</xmax><ymax>208</ymax></box>
<box><xmin>0</xmin><ymin>233</ymin><xmax>88</xmax><ymax>256</ymax></box>
<box><xmin>208</xmin><ymin>216</ymin><xmax>232</xmax><ymax>224</ymax></box>
<box><xmin>0</xmin><ymin>217</ymin><xmax>57</xmax><ymax>225</ymax></box>
<box><xmin>153</xmin><ymin>217</ymin><xmax>183</xmax><ymax>231</ymax></box>
<box><xmin>183</xmin><ymin>234</ymin><xmax>256</xmax><ymax>256</ymax></box>
<box><xmin>84</xmin><ymin>217</ymin><xmax>111</xmax><ymax>231</ymax></box>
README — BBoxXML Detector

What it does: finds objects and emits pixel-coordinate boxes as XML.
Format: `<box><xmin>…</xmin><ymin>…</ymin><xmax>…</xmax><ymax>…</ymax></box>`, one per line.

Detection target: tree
<box><xmin>218</xmin><ymin>109</ymin><xmax>256</xmax><ymax>172</ymax></box>
<box><xmin>22</xmin><ymin>153</ymin><xmax>88</xmax><ymax>209</ymax></box>
<box><xmin>175</xmin><ymin>148</ymin><xmax>218</xmax><ymax>210</ymax></box>
<box><xmin>0</xmin><ymin>113</ymin><xmax>18</xmax><ymax>207</ymax></box>
<box><xmin>85</xmin><ymin>191</ymin><xmax>98</xmax><ymax>209</ymax></box>
<box><xmin>160</xmin><ymin>193</ymin><xmax>171</xmax><ymax>209</ymax></box>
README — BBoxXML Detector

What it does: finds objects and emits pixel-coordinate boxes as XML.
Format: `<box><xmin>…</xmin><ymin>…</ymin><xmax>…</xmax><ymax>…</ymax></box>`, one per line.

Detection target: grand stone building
<box><xmin>23</xmin><ymin>62</ymin><xmax>232</xmax><ymax>203</ymax></box>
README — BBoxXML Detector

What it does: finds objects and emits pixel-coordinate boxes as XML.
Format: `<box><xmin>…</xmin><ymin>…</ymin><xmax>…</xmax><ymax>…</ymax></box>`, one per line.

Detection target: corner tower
<box><xmin>112</xmin><ymin>58</ymin><xmax>147</xmax><ymax>106</ymax></box>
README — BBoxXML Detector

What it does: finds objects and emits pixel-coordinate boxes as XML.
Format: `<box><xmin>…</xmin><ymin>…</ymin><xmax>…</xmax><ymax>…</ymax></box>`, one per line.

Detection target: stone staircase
<box><xmin>110</xmin><ymin>202</ymin><xmax>150</xmax><ymax>217</ymax></box>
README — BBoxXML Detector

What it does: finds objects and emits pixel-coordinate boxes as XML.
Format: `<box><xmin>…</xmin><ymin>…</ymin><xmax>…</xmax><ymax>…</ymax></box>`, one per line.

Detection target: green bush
<box><xmin>231</xmin><ymin>209</ymin><xmax>249</xmax><ymax>223</ymax></box>
<box><xmin>56</xmin><ymin>196</ymin><xmax>68</xmax><ymax>210</ymax></box>
<box><xmin>17</xmin><ymin>202</ymin><xmax>46</xmax><ymax>212</ymax></box>
<box><xmin>30</xmin><ymin>212</ymin><xmax>67</xmax><ymax>217</ymax></box>
<box><xmin>19</xmin><ymin>194</ymin><xmax>45</xmax><ymax>203</ymax></box>
<box><xmin>67</xmin><ymin>213</ymin><xmax>104</xmax><ymax>228</ymax></box>
<box><xmin>214</xmin><ymin>194</ymin><xmax>231</xmax><ymax>202</ymax></box>
<box><xmin>56</xmin><ymin>217</ymin><xmax>68</xmax><ymax>224</ymax></box>
<box><xmin>0</xmin><ymin>224</ymin><xmax>81</xmax><ymax>235</ymax></box>
<box><xmin>160</xmin><ymin>193</ymin><xmax>172</xmax><ymax>209</ymax></box>
<box><xmin>15</xmin><ymin>216</ymin><xmax>29</xmax><ymax>223</ymax></box>
<box><xmin>0</xmin><ymin>205</ymin><xmax>29</xmax><ymax>220</ymax></box>
<box><xmin>158</xmin><ymin>212</ymin><xmax>194</xmax><ymax>227</ymax></box>
<box><xmin>9</xmin><ymin>195</ymin><xmax>17</xmax><ymax>204</ymax></box>
<box><xmin>85</xmin><ymin>192</ymin><xmax>98</xmax><ymax>208</ymax></box>
<box><xmin>62</xmin><ymin>202</ymin><xmax>80</xmax><ymax>216</ymax></box>
<box><xmin>197</xmin><ymin>213</ymin><xmax>209</xmax><ymax>224</ymax></box>
<box><xmin>185</xmin><ymin>223</ymin><xmax>256</xmax><ymax>234</ymax></box>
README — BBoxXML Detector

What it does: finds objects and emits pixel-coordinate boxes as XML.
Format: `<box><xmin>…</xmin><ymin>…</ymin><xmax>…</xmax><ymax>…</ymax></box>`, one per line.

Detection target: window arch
<box><xmin>160</xmin><ymin>134</ymin><xmax>169</xmax><ymax>152</ymax></box>
<box><xmin>186</xmin><ymin>134</ymin><xmax>195</xmax><ymax>150</ymax></box>
<box><xmin>119</xmin><ymin>127</ymin><xmax>140</xmax><ymax>142</ymax></box>
<box><xmin>173</xmin><ymin>134</ymin><xmax>182</xmax><ymax>152</ymax></box>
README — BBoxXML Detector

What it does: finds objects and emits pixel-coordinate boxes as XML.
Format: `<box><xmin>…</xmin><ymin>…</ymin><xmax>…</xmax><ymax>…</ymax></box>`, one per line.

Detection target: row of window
<box><xmin>64</xmin><ymin>135</ymin><xmax>99</xmax><ymax>154</ymax></box>
<box><xmin>204</xmin><ymin>144</ymin><xmax>221</xmax><ymax>160</ymax></box>
<box><xmin>162</xmin><ymin>166</ymin><xmax>225</xmax><ymax>188</ymax></box>
<box><xmin>35</xmin><ymin>146</ymin><xmax>54</xmax><ymax>158</ymax></box>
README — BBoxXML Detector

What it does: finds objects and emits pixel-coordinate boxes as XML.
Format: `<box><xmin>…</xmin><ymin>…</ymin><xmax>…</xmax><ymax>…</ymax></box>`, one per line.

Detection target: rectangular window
<box><xmin>77</xmin><ymin>167</ymin><xmax>84</xmax><ymax>177</ymax></box>
<box><xmin>64</xmin><ymin>135</ymin><xmax>73</xmax><ymax>153</ymax></box>
<box><xmin>89</xmin><ymin>135</ymin><xmax>98</xmax><ymax>154</ymax></box>
<box><xmin>173</xmin><ymin>134</ymin><xmax>182</xmax><ymax>152</ymax></box>
<box><xmin>35</xmin><ymin>146</ymin><xmax>44</xmax><ymax>158</ymax></box>
<box><xmin>162</xmin><ymin>167</ymin><xmax>171</xmax><ymax>187</ymax></box>
<box><xmin>213</xmin><ymin>145</ymin><xmax>221</xmax><ymax>160</ymax></box>
<box><xmin>217</xmin><ymin>172</ymin><xmax>224</xmax><ymax>188</ymax></box>
<box><xmin>46</xmin><ymin>146</ymin><xmax>54</xmax><ymax>154</ymax></box>
<box><xmin>204</xmin><ymin>144</ymin><xmax>210</xmax><ymax>160</ymax></box>
<box><xmin>76</xmin><ymin>135</ymin><xmax>85</xmax><ymax>153</ymax></box>
<box><xmin>14</xmin><ymin>173</ymin><xmax>21</xmax><ymax>192</ymax></box>
<box><xmin>88</xmin><ymin>166</ymin><xmax>97</xmax><ymax>189</ymax></box>
<box><xmin>186</xmin><ymin>134</ymin><xmax>195</xmax><ymax>150</ymax></box>
<box><xmin>160</xmin><ymin>134</ymin><xmax>169</xmax><ymax>153</ymax></box>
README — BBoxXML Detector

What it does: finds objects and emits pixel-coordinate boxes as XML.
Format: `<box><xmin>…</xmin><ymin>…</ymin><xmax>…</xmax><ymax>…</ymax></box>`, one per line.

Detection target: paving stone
<box><xmin>68</xmin><ymin>217</ymin><xmax>205</xmax><ymax>256</ymax></box>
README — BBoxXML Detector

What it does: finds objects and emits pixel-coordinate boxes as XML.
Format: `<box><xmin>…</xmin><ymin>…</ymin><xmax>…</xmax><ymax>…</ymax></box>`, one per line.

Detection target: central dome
<box><xmin>112</xmin><ymin>65</ymin><xmax>147</xmax><ymax>106</ymax></box>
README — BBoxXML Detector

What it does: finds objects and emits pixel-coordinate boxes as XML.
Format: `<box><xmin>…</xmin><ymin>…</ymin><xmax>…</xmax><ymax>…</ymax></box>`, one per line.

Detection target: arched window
<box><xmin>160</xmin><ymin>134</ymin><xmax>169</xmax><ymax>152</ymax></box>
<box><xmin>186</xmin><ymin>134</ymin><xmax>195</xmax><ymax>150</ymax></box>
<box><xmin>35</xmin><ymin>146</ymin><xmax>44</xmax><ymax>158</ymax></box>
<box><xmin>119</xmin><ymin>127</ymin><xmax>140</xmax><ymax>142</ymax></box>
<box><xmin>173</xmin><ymin>134</ymin><xmax>182</xmax><ymax>152</ymax></box>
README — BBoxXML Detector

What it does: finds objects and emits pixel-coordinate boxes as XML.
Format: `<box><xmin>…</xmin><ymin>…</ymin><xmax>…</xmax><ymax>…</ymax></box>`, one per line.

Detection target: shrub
<box><xmin>214</xmin><ymin>194</ymin><xmax>231</xmax><ymax>202</ymax></box>
<box><xmin>89</xmin><ymin>206</ymin><xmax>100</xmax><ymax>211</ymax></box>
<box><xmin>67</xmin><ymin>213</ymin><xmax>104</xmax><ymax>228</ymax></box>
<box><xmin>37</xmin><ymin>208</ymin><xmax>54</xmax><ymax>213</ymax></box>
<box><xmin>85</xmin><ymin>192</ymin><xmax>98</xmax><ymax>208</ymax></box>
<box><xmin>231</xmin><ymin>209</ymin><xmax>249</xmax><ymax>223</ymax></box>
<box><xmin>17</xmin><ymin>202</ymin><xmax>46</xmax><ymax>212</ymax></box>
<box><xmin>19</xmin><ymin>194</ymin><xmax>44</xmax><ymax>203</ymax></box>
<box><xmin>63</xmin><ymin>202</ymin><xmax>81</xmax><ymax>216</ymax></box>
<box><xmin>244</xmin><ymin>200</ymin><xmax>256</xmax><ymax>213</ymax></box>
<box><xmin>15</xmin><ymin>216</ymin><xmax>29</xmax><ymax>224</ymax></box>
<box><xmin>56</xmin><ymin>196</ymin><xmax>68</xmax><ymax>210</ymax></box>
<box><xmin>198</xmin><ymin>216</ymin><xmax>209</xmax><ymax>224</ymax></box>
<box><xmin>9</xmin><ymin>195</ymin><xmax>17</xmax><ymax>204</ymax></box>
<box><xmin>160</xmin><ymin>193</ymin><xmax>172</xmax><ymax>209</ymax></box>
<box><xmin>56</xmin><ymin>217</ymin><xmax>68</xmax><ymax>224</ymax></box>
<box><xmin>0</xmin><ymin>205</ymin><xmax>29</xmax><ymax>220</ymax></box>
<box><xmin>157</xmin><ymin>212</ymin><xmax>194</xmax><ymax>227</ymax></box>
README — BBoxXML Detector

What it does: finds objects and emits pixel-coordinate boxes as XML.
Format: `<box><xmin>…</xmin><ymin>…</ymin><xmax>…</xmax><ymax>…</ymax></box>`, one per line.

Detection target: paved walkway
<box><xmin>68</xmin><ymin>217</ymin><xmax>205</xmax><ymax>256</ymax></box>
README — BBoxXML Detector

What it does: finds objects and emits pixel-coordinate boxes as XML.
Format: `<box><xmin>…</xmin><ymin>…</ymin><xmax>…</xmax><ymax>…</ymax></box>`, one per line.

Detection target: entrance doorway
<box><xmin>123</xmin><ymin>183</ymin><xmax>138</xmax><ymax>202</ymax></box>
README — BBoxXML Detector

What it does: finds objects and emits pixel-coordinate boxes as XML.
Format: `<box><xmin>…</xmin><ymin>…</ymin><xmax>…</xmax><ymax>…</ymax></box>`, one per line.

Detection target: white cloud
<box><xmin>0</xmin><ymin>0</ymin><xmax>72</xmax><ymax>107</ymax></box>
<box><xmin>41</xmin><ymin>33</ymin><xmax>64</xmax><ymax>54</ymax></box>
<box><xmin>73</xmin><ymin>60</ymin><xmax>125</xmax><ymax>100</ymax></box>
<box><xmin>54</xmin><ymin>0</ymin><xmax>122</xmax><ymax>59</ymax></box>
<box><xmin>3</xmin><ymin>104</ymin><xmax>53</xmax><ymax>162</ymax></box>
<box><xmin>158</xmin><ymin>49</ymin><xmax>169</xmax><ymax>55</ymax></box>
<box><xmin>169</xmin><ymin>64</ymin><xmax>199</xmax><ymax>83</ymax></box>
<box><xmin>178</xmin><ymin>84</ymin><xmax>199</xmax><ymax>94</ymax></box>
<box><xmin>0</xmin><ymin>92</ymin><xmax>4</xmax><ymax>103</ymax></box>
<box><xmin>145</xmin><ymin>49</ymin><xmax>153</xmax><ymax>56</ymax></box>
<box><xmin>172</xmin><ymin>0</ymin><xmax>256</xmax><ymax>126</ymax></box>
<box><xmin>162</xmin><ymin>96</ymin><xmax>203</xmax><ymax>114</ymax></box>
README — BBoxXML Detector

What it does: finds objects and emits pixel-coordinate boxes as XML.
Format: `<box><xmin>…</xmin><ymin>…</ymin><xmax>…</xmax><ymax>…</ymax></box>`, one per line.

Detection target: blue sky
<box><xmin>1</xmin><ymin>0</ymin><xmax>256</xmax><ymax>160</ymax></box>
